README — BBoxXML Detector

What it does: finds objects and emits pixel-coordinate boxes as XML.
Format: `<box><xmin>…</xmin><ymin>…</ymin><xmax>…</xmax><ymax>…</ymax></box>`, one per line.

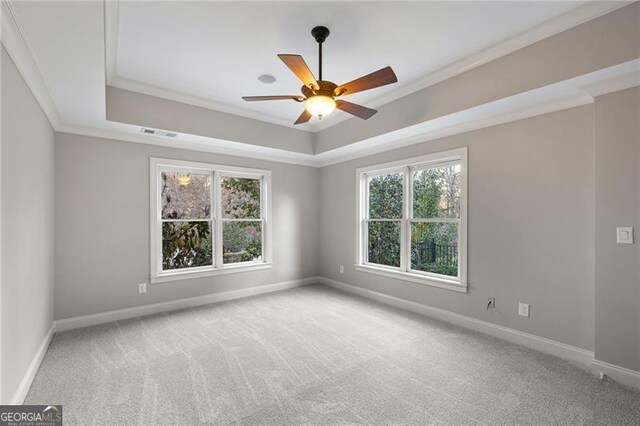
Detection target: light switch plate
<box><xmin>616</xmin><ymin>227</ymin><xmax>634</xmax><ymax>244</ymax></box>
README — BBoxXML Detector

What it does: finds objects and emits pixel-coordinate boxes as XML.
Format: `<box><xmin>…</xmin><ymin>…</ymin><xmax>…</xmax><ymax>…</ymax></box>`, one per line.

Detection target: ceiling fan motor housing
<box><xmin>302</xmin><ymin>80</ymin><xmax>337</xmax><ymax>98</ymax></box>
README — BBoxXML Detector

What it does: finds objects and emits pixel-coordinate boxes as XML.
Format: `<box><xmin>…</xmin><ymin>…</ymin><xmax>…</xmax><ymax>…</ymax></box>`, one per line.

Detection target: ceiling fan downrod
<box><xmin>311</xmin><ymin>26</ymin><xmax>330</xmax><ymax>82</ymax></box>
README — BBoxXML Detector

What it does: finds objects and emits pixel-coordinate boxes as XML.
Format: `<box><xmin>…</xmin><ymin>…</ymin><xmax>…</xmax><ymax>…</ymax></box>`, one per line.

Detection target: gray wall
<box><xmin>1</xmin><ymin>47</ymin><xmax>55</xmax><ymax>402</ymax></box>
<box><xmin>106</xmin><ymin>87</ymin><xmax>316</xmax><ymax>155</ymax></box>
<box><xmin>54</xmin><ymin>133</ymin><xmax>320</xmax><ymax>319</ymax></box>
<box><xmin>594</xmin><ymin>86</ymin><xmax>639</xmax><ymax>372</ymax></box>
<box><xmin>320</xmin><ymin>105</ymin><xmax>596</xmax><ymax>350</ymax></box>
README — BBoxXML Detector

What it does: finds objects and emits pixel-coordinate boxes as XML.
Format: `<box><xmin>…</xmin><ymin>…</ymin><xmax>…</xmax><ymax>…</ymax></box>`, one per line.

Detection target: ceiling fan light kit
<box><xmin>304</xmin><ymin>95</ymin><xmax>336</xmax><ymax>118</ymax></box>
<box><xmin>243</xmin><ymin>26</ymin><xmax>398</xmax><ymax>125</ymax></box>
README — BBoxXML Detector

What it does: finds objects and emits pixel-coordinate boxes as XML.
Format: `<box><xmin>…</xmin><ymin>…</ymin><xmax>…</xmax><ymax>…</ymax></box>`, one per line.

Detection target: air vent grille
<box><xmin>141</xmin><ymin>128</ymin><xmax>178</xmax><ymax>138</ymax></box>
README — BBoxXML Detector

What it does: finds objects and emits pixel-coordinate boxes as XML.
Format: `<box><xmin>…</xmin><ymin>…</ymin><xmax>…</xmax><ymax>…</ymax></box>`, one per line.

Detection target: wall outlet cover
<box><xmin>138</xmin><ymin>283</ymin><xmax>147</xmax><ymax>294</ymax></box>
<box><xmin>487</xmin><ymin>297</ymin><xmax>495</xmax><ymax>310</ymax></box>
<box><xmin>339</xmin><ymin>265</ymin><xmax>344</xmax><ymax>274</ymax></box>
<box><xmin>518</xmin><ymin>302</ymin><xmax>529</xmax><ymax>317</ymax></box>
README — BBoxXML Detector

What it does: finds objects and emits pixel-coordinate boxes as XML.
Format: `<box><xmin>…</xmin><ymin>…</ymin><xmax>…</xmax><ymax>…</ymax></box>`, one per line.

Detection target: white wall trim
<box><xmin>12</xmin><ymin>278</ymin><xmax>640</xmax><ymax>402</ymax></box>
<box><xmin>315</xmin><ymin>59</ymin><xmax>640</xmax><ymax>167</ymax></box>
<box><xmin>108</xmin><ymin>76</ymin><xmax>311</xmax><ymax>132</ymax></box>
<box><xmin>61</xmin><ymin>61</ymin><xmax>640</xmax><ymax>169</ymax></box>
<box><xmin>0</xmin><ymin>0</ymin><xmax>61</xmax><ymax>129</ymax></box>
<box><xmin>318</xmin><ymin>277</ymin><xmax>595</xmax><ymax>367</ymax></box>
<box><xmin>579</xmin><ymin>70</ymin><xmax>640</xmax><ymax>98</ymax></box>
<box><xmin>320</xmin><ymin>277</ymin><xmax>640</xmax><ymax>390</ymax></box>
<box><xmin>591</xmin><ymin>360</ymin><xmax>640</xmax><ymax>391</ymax></box>
<box><xmin>55</xmin><ymin>277</ymin><xmax>320</xmax><ymax>332</ymax></box>
<box><xmin>9</xmin><ymin>323</ymin><xmax>54</xmax><ymax>405</ymax></box>
<box><xmin>56</xmin><ymin>124</ymin><xmax>319</xmax><ymax>167</ymax></box>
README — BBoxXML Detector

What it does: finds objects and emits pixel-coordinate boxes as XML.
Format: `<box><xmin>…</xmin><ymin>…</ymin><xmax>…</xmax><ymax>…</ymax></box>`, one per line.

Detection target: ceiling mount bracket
<box><xmin>311</xmin><ymin>26</ymin><xmax>330</xmax><ymax>44</ymax></box>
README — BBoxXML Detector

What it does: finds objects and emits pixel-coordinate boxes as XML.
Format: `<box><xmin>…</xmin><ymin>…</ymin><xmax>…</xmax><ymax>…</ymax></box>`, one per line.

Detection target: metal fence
<box><xmin>413</xmin><ymin>239</ymin><xmax>457</xmax><ymax>269</ymax></box>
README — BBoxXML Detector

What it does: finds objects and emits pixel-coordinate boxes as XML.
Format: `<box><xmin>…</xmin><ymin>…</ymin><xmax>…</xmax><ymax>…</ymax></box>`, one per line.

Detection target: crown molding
<box><xmin>314</xmin><ymin>58</ymin><xmax>640</xmax><ymax>167</ymax></box>
<box><xmin>315</xmin><ymin>93</ymin><xmax>593</xmax><ymax>168</ymax></box>
<box><xmin>104</xmin><ymin>0</ymin><xmax>632</xmax><ymax>134</ymax></box>
<box><xmin>57</xmin><ymin>123</ymin><xmax>319</xmax><ymax>167</ymax></box>
<box><xmin>1</xmin><ymin>0</ymin><xmax>61</xmax><ymax>128</ymax></box>
<box><xmin>108</xmin><ymin>76</ymin><xmax>312</xmax><ymax>131</ymax></box>
<box><xmin>579</xmin><ymin>70</ymin><xmax>640</xmax><ymax>98</ymax></box>
<box><xmin>59</xmin><ymin>59</ymin><xmax>640</xmax><ymax>169</ymax></box>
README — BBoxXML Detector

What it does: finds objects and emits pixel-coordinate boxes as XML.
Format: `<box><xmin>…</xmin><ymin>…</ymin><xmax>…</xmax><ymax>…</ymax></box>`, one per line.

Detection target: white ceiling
<box><xmin>109</xmin><ymin>1</ymin><xmax>588</xmax><ymax>131</ymax></box>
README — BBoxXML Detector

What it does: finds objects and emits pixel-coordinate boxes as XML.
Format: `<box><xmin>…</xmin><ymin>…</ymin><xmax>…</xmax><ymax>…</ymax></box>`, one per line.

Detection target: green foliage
<box><xmin>161</xmin><ymin>176</ymin><xmax>263</xmax><ymax>269</ymax></box>
<box><xmin>412</xmin><ymin>169</ymin><xmax>442</xmax><ymax>218</ymax></box>
<box><xmin>368</xmin><ymin>173</ymin><xmax>403</xmax><ymax>218</ymax></box>
<box><xmin>368</xmin><ymin>166</ymin><xmax>461</xmax><ymax>276</ymax></box>
<box><xmin>367</xmin><ymin>221</ymin><xmax>400</xmax><ymax>267</ymax></box>
<box><xmin>223</xmin><ymin>221</ymin><xmax>262</xmax><ymax>263</ymax></box>
<box><xmin>221</xmin><ymin>177</ymin><xmax>263</xmax><ymax>263</ymax></box>
<box><xmin>162</xmin><ymin>221</ymin><xmax>212</xmax><ymax>270</ymax></box>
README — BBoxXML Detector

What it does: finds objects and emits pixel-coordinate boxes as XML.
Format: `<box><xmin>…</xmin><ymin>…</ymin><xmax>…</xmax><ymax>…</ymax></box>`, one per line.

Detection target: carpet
<box><xmin>26</xmin><ymin>284</ymin><xmax>640</xmax><ymax>424</ymax></box>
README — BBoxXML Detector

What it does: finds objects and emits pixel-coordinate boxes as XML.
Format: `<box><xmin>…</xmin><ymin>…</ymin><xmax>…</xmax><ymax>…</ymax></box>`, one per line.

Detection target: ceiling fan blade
<box><xmin>278</xmin><ymin>54</ymin><xmax>319</xmax><ymax>89</ymax></box>
<box><xmin>294</xmin><ymin>109</ymin><xmax>312</xmax><ymax>125</ymax></box>
<box><xmin>336</xmin><ymin>100</ymin><xmax>377</xmax><ymax>120</ymax></box>
<box><xmin>335</xmin><ymin>66</ymin><xmax>398</xmax><ymax>96</ymax></box>
<box><xmin>242</xmin><ymin>95</ymin><xmax>304</xmax><ymax>102</ymax></box>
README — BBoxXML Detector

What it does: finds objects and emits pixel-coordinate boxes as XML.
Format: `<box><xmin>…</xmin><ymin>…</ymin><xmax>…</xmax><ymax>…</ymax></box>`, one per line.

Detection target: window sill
<box><xmin>354</xmin><ymin>264</ymin><xmax>467</xmax><ymax>293</ymax></box>
<box><xmin>151</xmin><ymin>262</ymin><xmax>273</xmax><ymax>284</ymax></box>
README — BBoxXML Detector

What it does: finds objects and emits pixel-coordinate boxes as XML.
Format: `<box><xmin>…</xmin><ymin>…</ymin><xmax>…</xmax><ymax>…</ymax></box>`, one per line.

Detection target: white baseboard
<box><xmin>10</xmin><ymin>323</ymin><xmax>55</xmax><ymax>405</ymax></box>
<box><xmin>591</xmin><ymin>359</ymin><xmax>640</xmax><ymax>390</ymax></box>
<box><xmin>55</xmin><ymin>277</ymin><xmax>320</xmax><ymax>332</ymax></box>
<box><xmin>318</xmin><ymin>277</ymin><xmax>595</xmax><ymax>367</ymax></box>
<box><xmin>13</xmin><ymin>276</ymin><xmax>640</xmax><ymax>406</ymax></box>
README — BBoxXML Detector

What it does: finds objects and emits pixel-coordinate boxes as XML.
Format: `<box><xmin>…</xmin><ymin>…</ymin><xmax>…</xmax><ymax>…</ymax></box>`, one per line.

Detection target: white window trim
<box><xmin>150</xmin><ymin>157</ymin><xmax>273</xmax><ymax>284</ymax></box>
<box><xmin>355</xmin><ymin>147</ymin><xmax>468</xmax><ymax>293</ymax></box>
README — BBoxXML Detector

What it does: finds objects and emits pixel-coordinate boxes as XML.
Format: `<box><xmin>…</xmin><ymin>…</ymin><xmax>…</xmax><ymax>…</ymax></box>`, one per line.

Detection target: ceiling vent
<box><xmin>141</xmin><ymin>127</ymin><xmax>178</xmax><ymax>138</ymax></box>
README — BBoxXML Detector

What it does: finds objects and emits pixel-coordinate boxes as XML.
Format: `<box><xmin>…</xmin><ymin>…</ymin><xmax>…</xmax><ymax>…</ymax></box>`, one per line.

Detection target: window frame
<box><xmin>150</xmin><ymin>158</ymin><xmax>272</xmax><ymax>284</ymax></box>
<box><xmin>356</xmin><ymin>147</ymin><xmax>468</xmax><ymax>293</ymax></box>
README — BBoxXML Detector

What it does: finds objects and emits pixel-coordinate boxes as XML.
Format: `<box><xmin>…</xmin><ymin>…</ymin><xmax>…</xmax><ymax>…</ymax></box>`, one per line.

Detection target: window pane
<box><xmin>221</xmin><ymin>177</ymin><xmax>261</xmax><ymax>219</ymax></box>
<box><xmin>368</xmin><ymin>172</ymin><xmax>403</xmax><ymax>219</ymax></box>
<box><xmin>411</xmin><ymin>222</ymin><xmax>458</xmax><ymax>277</ymax></box>
<box><xmin>162</xmin><ymin>221</ymin><xmax>212</xmax><ymax>270</ymax></box>
<box><xmin>223</xmin><ymin>221</ymin><xmax>262</xmax><ymax>264</ymax></box>
<box><xmin>367</xmin><ymin>221</ymin><xmax>401</xmax><ymax>267</ymax></box>
<box><xmin>412</xmin><ymin>164</ymin><xmax>461</xmax><ymax>219</ymax></box>
<box><xmin>161</xmin><ymin>172</ymin><xmax>211</xmax><ymax>219</ymax></box>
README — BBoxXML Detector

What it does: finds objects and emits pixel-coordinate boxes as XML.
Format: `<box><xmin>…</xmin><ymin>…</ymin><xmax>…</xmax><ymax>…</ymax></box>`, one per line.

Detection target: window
<box><xmin>356</xmin><ymin>148</ymin><xmax>467</xmax><ymax>292</ymax></box>
<box><xmin>150</xmin><ymin>158</ymin><xmax>272</xmax><ymax>283</ymax></box>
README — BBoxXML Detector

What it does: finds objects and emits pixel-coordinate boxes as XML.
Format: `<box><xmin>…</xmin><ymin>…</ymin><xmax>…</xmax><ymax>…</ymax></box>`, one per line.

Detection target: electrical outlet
<box><xmin>339</xmin><ymin>265</ymin><xmax>344</xmax><ymax>274</ymax></box>
<box><xmin>138</xmin><ymin>283</ymin><xmax>147</xmax><ymax>294</ymax></box>
<box><xmin>487</xmin><ymin>297</ymin><xmax>495</xmax><ymax>310</ymax></box>
<box><xmin>518</xmin><ymin>302</ymin><xmax>529</xmax><ymax>317</ymax></box>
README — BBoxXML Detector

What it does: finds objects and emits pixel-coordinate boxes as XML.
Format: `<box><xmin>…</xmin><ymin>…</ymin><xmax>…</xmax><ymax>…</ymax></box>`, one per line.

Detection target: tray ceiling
<box><xmin>107</xmin><ymin>1</ymin><xmax>587</xmax><ymax>131</ymax></box>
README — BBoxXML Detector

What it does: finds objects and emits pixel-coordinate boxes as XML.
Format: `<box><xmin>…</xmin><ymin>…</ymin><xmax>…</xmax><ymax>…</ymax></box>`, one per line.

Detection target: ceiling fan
<box><xmin>242</xmin><ymin>26</ymin><xmax>398</xmax><ymax>125</ymax></box>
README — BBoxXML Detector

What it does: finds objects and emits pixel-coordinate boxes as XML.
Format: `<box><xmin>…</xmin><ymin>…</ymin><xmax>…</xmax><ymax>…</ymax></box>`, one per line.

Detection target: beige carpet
<box><xmin>26</xmin><ymin>284</ymin><xmax>640</xmax><ymax>425</ymax></box>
